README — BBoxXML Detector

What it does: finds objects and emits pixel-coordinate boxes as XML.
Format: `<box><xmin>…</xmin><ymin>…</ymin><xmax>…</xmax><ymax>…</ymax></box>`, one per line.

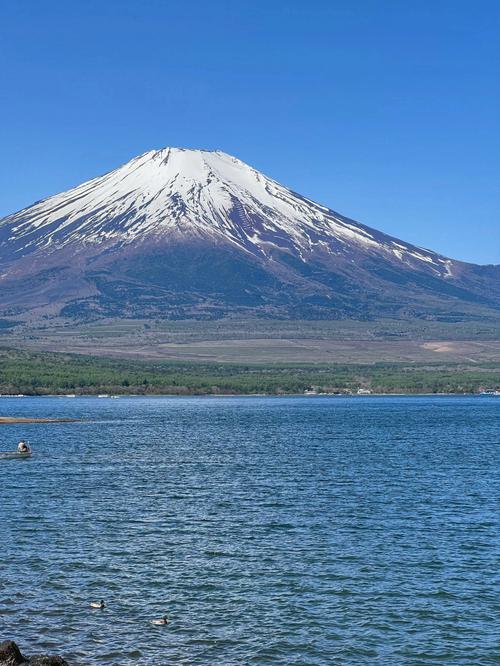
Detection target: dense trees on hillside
<box><xmin>0</xmin><ymin>349</ymin><xmax>498</xmax><ymax>395</ymax></box>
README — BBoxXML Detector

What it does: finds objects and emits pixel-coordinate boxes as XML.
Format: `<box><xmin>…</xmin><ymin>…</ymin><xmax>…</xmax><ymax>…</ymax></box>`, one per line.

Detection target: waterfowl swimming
<box><xmin>90</xmin><ymin>599</ymin><xmax>106</xmax><ymax>609</ymax></box>
<box><xmin>151</xmin><ymin>615</ymin><xmax>168</xmax><ymax>625</ymax></box>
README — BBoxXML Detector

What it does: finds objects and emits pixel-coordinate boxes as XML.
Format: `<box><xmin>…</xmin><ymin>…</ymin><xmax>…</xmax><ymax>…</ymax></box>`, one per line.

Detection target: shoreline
<box><xmin>0</xmin><ymin>417</ymin><xmax>80</xmax><ymax>424</ymax></box>
<box><xmin>0</xmin><ymin>392</ymin><xmax>496</xmax><ymax>400</ymax></box>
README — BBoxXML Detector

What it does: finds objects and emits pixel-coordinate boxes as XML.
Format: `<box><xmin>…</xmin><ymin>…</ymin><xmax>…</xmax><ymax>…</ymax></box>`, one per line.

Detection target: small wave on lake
<box><xmin>0</xmin><ymin>396</ymin><xmax>498</xmax><ymax>664</ymax></box>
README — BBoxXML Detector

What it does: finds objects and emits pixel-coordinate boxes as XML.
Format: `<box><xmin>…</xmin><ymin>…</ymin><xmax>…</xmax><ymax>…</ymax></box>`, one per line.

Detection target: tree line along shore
<box><xmin>0</xmin><ymin>348</ymin><xmax>499</xmax><ymax>396</ymax></box>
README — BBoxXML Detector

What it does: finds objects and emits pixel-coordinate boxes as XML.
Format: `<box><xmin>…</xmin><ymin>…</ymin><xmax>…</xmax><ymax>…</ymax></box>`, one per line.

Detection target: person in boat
<box><xmin>17</xmin><ymin>440</ymin><xmax>30</xmax><ymax>453</ymax></box>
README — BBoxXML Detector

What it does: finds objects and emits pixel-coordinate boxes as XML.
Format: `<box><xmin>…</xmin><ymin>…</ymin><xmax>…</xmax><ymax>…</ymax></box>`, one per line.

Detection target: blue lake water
<box><xmin>0</xmin><ymin>396</ymin><xmax>498</xmax><ymax>665</ymax></box>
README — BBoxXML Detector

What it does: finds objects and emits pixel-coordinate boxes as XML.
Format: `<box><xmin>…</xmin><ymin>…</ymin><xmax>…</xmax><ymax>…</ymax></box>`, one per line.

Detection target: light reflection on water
<box><xmin>0</xmin><ymin>396</ymin><xmax>498</xmax><ymax>665</ymax></box>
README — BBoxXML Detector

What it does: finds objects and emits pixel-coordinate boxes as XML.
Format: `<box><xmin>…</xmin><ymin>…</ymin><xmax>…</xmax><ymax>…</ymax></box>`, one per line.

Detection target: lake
<box><xmin>0</xmin><ymin>396</ymin><xmax>498</xmax><ymax>665</ymax></box>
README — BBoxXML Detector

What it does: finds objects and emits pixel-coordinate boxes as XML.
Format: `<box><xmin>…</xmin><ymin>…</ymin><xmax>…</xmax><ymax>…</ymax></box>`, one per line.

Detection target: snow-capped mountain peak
<box><xmin>0</xmin><ymin>147</ymin><xmax>498</xmax><ymax>323</ymax></box>
<box><xmin>1</xmin><ymin>147</ymin><xmax>449</xmax><ymax>276</ymax></box>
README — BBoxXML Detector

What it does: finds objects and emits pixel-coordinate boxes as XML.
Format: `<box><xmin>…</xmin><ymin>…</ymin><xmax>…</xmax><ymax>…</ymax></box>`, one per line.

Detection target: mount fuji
<box><xmin>0</xmin><ymin>147</ymin><xmax>498</xmax><ymax>323</ymax></box>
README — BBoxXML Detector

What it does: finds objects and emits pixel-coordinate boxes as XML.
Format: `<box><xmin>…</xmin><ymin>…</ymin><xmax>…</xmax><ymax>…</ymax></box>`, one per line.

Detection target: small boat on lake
<box><xmin>0</xmin><ymin>440</ymin><xmax>33</xmax><ymax>460</ymax></box>
<box><xmin>0</xmin><ymin>450</ymin><xmax>32</xmax><ymax>460</ymax></box>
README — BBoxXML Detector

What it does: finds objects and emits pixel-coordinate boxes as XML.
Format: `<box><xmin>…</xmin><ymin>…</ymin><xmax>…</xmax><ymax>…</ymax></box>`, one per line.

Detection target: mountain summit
<box><xmin>0</xmin><ymin>148</ymin><xmax>498</xmax><ymax>322</ymax></box>
<box><xmin>0</xmin><ymin>148</ymin><xmax>463</xmax><ymax>269</ymax></box>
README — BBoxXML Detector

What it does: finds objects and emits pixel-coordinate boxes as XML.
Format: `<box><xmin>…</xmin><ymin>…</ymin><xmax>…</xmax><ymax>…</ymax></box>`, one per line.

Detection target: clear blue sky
<box><xmin>1</xmin><ymin>0</ymin><xmax>498</xmax><ymax>264</ymax></box>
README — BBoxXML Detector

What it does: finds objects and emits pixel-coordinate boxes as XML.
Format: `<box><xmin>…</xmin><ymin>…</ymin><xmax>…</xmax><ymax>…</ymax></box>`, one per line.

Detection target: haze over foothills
<box><xmin>1</xmin><ymin>1</ymin><xmax>499</xmax><ymax>266</ymax></box>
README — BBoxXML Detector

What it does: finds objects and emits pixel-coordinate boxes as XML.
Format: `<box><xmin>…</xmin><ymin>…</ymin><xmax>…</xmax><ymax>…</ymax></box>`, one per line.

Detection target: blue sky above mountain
<box><xmin>0</xmin><ymin>1</ymin><xmax>498</xmax><ymax>263</ymax></box>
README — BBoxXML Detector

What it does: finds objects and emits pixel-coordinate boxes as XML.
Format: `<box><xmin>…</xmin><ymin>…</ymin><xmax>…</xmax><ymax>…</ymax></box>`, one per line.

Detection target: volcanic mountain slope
<box><xmin>0</xmin><ymin>147</ymin><xmax>498</xmax><ymax>323</ymax></box>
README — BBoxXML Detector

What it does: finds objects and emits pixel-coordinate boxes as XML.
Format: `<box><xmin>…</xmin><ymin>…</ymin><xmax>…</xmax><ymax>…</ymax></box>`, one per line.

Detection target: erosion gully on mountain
<box><xmin>0</xmin><ymin>147</ymin><xmax>498</xmax><ymax>323</ymax></box>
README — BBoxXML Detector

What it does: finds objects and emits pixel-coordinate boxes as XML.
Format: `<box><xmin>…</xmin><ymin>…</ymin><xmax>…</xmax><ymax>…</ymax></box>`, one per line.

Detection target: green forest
<box><xmin>0</xmin><ymin>348</ymin><xmax>498</xmax><ymax>395</ymax></box>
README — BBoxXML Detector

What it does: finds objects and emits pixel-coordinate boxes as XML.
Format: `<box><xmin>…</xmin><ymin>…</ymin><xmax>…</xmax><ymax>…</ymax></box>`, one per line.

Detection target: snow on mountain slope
<box><xmin>1</xmin><ymin>147</ymin><xmax>452</xmax><ymax>276</ymax></box>
<box><xmin>0</xmin><ymin>147</ymin><xmax>498</xmax><ymax>323</ymax></box>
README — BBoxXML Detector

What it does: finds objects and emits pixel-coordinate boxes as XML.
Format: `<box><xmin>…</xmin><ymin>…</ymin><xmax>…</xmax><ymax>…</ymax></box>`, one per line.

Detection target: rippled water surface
<box><xmin>0</xmin><ymin>396</ymin><xmax>498</xmax><ymax>665</ymax></box>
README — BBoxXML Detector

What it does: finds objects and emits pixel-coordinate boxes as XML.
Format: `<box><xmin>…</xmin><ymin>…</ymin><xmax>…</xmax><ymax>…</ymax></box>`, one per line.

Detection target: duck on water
<box><xmin>89</xmin><ymin>600</ymin><xmax>169</xmax><ymax>625</ymax></box>
<box><xmin>90</xmin><ymin>600</ymin><xmax>106</xmax><ymax>609</ymax></box>
<box><xmin>151</xmin><ymin>615</ymin><xmax>169</xmax><ymax>626</ymax></box>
